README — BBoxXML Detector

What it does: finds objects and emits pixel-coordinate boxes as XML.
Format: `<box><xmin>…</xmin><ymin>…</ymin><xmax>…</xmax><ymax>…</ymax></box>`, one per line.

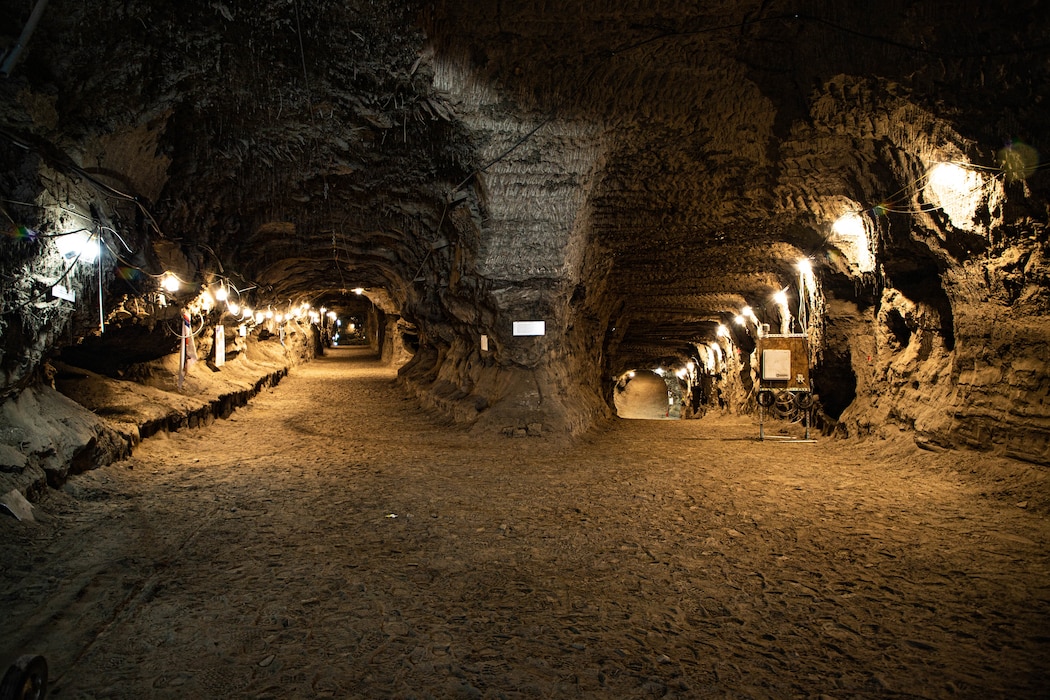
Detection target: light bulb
<box><xmin>161</xmin><ymin>273</ymin><xmax>180</xmax><ymax>293</ymax></box>
<box><xmin>55</xmin><ymin>230</ymin><xmax>98</xmax><ymax>263</ymax></box>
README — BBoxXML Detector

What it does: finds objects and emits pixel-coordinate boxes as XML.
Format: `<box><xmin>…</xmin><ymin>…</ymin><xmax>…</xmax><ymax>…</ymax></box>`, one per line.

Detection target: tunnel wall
<box><xmin>834</xmin><ymin>234</ymin><xmax>1049</xmax><ymax>464</ymax></box>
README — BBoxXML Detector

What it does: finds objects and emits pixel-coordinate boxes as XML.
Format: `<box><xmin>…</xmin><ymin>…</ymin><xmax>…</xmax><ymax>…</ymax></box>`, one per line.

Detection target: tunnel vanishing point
<box><xmin>0</xmin><ymin>0</ymin><xmax>1048</xmax><ymax>487</ymax></box>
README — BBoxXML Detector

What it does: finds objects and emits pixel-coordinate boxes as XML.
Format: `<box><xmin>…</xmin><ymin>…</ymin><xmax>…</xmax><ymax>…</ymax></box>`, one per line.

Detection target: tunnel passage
<box><xmin>614</xmin><ymin>370</ymin><xmax>679</xmax><ymax>420</ymax></box>
<box><xmin>0</xmin><ymin>0</ymin><xmax>1047</xmax><ymax>476</ymax></box>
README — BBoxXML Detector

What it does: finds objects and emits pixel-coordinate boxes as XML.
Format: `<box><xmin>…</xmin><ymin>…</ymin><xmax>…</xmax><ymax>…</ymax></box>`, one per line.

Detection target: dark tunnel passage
<box><xmin>1</xmin><ymin>0</ymin><xmax>1049</xmax><ymax>696</ymax></box>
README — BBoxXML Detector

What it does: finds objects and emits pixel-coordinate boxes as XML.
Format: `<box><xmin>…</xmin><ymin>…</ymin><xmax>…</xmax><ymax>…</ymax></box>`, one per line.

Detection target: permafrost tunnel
<box><xmin>1</xmin><ymin>0</ymin><xmax>1049</xmax><ymax>696</ymax></box>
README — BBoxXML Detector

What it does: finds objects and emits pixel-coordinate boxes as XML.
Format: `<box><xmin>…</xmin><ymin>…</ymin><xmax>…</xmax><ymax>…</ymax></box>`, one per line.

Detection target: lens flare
<box><xmin>997</xmin><ymin>140</ymin><xmax>1039</xmax><ymax>183</ymax></box>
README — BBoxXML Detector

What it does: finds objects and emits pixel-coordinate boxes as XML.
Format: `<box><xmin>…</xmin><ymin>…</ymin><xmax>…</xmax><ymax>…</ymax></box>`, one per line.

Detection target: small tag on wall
<box><xmin>215</xmin><ymin>325</ymin><xmax>225</xmax><ymax>367</ymax></box>
<box><xmin>512</xmin><ymin>321</ymin><xmax>545</xmax><ymax>337</ymax></box>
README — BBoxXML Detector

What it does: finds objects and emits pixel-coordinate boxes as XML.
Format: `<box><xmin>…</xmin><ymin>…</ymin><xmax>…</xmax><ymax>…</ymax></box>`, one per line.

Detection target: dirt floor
<box><xmin>2</xmin><ymin>347</ymin><xmax>1049</xmax><ymax>699</ymax></box>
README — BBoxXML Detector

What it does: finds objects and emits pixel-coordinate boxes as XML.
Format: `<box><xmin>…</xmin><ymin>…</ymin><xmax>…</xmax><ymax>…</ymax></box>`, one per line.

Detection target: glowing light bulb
<box><xmin>927</xmin><ymin>162</ymin><xmax>970</xmax><ymax>193</ymax></box>
<box><xmin>55</xmin><ymin>230</ymin><xmax>99</xmax><ymax>263</ymax></box>
<box><xmin>275</xmin><ymin>313</ymin><xmax>284</xmax><ymax>323</ymax></box>
<box><xmin>265</xmin><ymin>308</ymin><xmax>274</xmax><ymax>319</ymax></box>
<box><xmin>686</xmin><ymin>362</ymin><xmax>695</xmax><ymax>372</ymax></box>
<box><xmin>717</xmin><ymin>323</ymin><xmax>730</xmax><ymax>338</ymax></box>
<box><xmin>832</xmin><ymin>212</ymin><xmax>865</xmax><ymax>239</ymax></box>
<box><xmin>773</xmin><ymin>289</ymin><xmax>788</xmax><ymax>305</ymax></box>
<box><xmin>353</xmin><ymin>287</ymin><xmax>364</xmax><ymax>295</ymax></box>
<box><xmin>161</xmin><ymin>273</ymin><xmax>180</xmax><ymax>293</ymax></box>
<box><xmin>215</xmin><ymin>285</ymin><xmax>228</xmax><ymax>302</ymax></box>
<box><xmin>242</xmin><ymin>306</ymin><xmax>253</xmax><ymax>318</ymax></box>
<box><xmin>254</xmin><ymin>311</ymin><xmax>264</xmax><ymax>323</ymax></box>
<box><xmin>201</xmin><ymin>291</ymin><xmax>215</xmax><ymax>310</ymax></box>
<box><xmin>797</xmin><ymin>258</ymin><xmax>812</xmax><ymax>274</ymax></box>
<box><xmin>925</xmin><ymin>161</ymin><xmax>986</xmax><ymax>230</ymax></box>
<box><xmin>227</xmin><ymin>301</ymin><xmax>240</xmax><ymax>316</ymax></box>
<box><xmin>654</xmin><ymin>368</ymin><xmax>665</xmax><ymax>376</ymax></box>
<box><xmin>735</xmin><ymin>314</ymin><xmax>746</xmax><ymax>326</ymax></box>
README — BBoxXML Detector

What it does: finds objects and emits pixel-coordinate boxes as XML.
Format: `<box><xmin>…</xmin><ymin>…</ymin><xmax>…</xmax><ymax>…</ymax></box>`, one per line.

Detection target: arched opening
<box><xmin>614</xmin><ymin>369</ymin><xmax>680</xmax><ymax>420</ymax></box>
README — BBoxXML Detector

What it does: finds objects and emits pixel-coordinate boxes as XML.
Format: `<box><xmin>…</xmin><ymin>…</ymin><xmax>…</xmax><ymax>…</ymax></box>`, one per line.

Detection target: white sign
<box><xmin>51</xmin><ymin>284</ymin><xmax>75</xmax><ymax>302</ymax></box>
<box><xmin>214</xmin><ymin>325</ymin><xmax>226</xmax><ymax>367</ymax></box>
<box><xmin>512</xmin><ymin>320</ymin><xmax>545</xmax><ymax>337</ymax></box>
<box><xmin>480</xmin><ymin>334</ymin><xmax>489</xmax><ymax>351</ymax></box>
<box><xmin>761</xmin><ymin>349</ymin><xmax>791</xmax><ymax>380</ymax></box>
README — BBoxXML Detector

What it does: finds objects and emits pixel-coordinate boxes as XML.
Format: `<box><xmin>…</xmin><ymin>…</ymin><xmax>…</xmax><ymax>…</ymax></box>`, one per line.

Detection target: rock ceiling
<box><xmin>1</xmin><ymin>0</ymin><xmax>1048</xmax><ymax>438</ymax></box>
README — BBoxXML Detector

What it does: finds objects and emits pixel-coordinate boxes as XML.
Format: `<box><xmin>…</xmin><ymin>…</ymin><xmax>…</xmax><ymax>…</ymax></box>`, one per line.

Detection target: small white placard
<box><xmin>238</xmin><ymin>324</ymin><xmax>247</xmax><ymax>337</ymax></box>
<box><xmin>761</xmin><ymin>349</ymin><xmax>791</xmax><ymax>380</ymax></box>
<box><xmin>214</xmin><ymin>325</ymin><xmax>226</xmax><ymax>367</ymax></box>
<box><xmin>480</xmin><ymin>334</ymin><xmax>489</xmax><ymax>351</ymax></box>
<box><xmin>51</xmin><ymin>284</ymin><xmax>75</xmax><ymax>302</ymax></box>
<box><xmin>512</xmin><ymin>320</ymin><xmax>545</xmax><ymax>337</ymax></box>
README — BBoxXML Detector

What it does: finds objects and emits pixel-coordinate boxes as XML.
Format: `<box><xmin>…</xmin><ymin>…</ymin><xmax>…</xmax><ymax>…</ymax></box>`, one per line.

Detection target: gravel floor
<box><xmin>2</xmin><ymin>347</ymin><xmax>1048</xmax><ymax>699</ymax></box>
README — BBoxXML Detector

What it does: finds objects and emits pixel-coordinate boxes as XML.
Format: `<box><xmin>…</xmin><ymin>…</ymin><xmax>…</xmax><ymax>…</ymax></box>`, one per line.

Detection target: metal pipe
<box><xmin>1</xmin><ymin>0</ymin><xmax>51</xmax><ymax>77</ymax></box>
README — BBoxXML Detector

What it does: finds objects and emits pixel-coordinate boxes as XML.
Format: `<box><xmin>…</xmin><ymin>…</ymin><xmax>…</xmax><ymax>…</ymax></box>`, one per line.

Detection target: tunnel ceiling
<box><xmin>2</xmin><ymin>0</ymin><xmax>1047</xmax><ymax>378</ymax></box>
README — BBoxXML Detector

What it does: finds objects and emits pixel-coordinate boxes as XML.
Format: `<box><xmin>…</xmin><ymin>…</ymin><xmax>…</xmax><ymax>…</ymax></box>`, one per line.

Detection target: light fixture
<box><xmin>717</xmin><ymin>323</ymin><xmax>730</xmax><ymax>338</ymax></box>
<box><xmin>925</xmin><ymin>162</ymin><xmax>985</xmax><ymax>230</ymax></box>
<box><xmin>742</xmin><ymin>305</ymin><xmax>759</xmax><ymax>325</ymax></box>
<box><xmin>265</xmin><ymin>308</ymin><xmax>274</xmax><ymax>319</ymax></box>
<box><xmin>201</xmin><ymin>290</ymin><xmax>215</xmax><ymax>311</ymax></box>
<box><xmin>832</xmin><ymin>212</ymin><xmax>865</xmax><ymax>239</ymax></box>
<box><xmin>227</xmin><ymin>301</ymin><xmax>240</xmax><ymax>316</ymax></box>
<box><xmin>773</xmin><ymin>288</ymin><xmax>791</xmax><ymax>334</ymax></box>
<box><xmin>831</xmin><ymin>212</ymin><xmax>874</xmax><ymax>273</ymax></box>
<box><xmin>686</xmin><ymin>362</ymin><xmax>695</xmax><ymax>372</ymax></box>
<box><xmin>55</xmin><ymin>230</ymin><xmax>99</xmax><ymax>263</ymax></box>
<box><xmin>214</xmin><ymin>285</ymin><xmax>228</xmax><ymax>302</ymax></box>
<box><xmin>254</xmin><ymin>311</ymin><xmax>265</xmax><ymax>323</ymax></box>
<box><xmin>353</xmin><ymin>287</ymin><xmax>364</xmax><ymax>295</ymax></box>
<box><xmin>797</xmin><ymin>258</ymin><xmax>812</xmax><ymax>274</ymax></box>
<box><xmin>242</xmin><ymin>306</ymin><xmax>253</xmax><ymax>318</ymax></box>
<box><xmin>654</xmin><ymin>368</ymin><xmax>665</xmax><ymax>376</ymax></box>
<box><xmin>161</xmin><ymin>273</ymin><xmax>180</xmax><ymax>293</ymax></box>
<box><xmin>734</xmin><ymin>314</ymin><xmax>746</xmax><ymax>326</ymax></box>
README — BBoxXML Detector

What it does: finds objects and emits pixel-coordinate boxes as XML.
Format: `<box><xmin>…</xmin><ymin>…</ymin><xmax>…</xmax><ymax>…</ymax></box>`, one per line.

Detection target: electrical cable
<box><xmin>97</xmin><ymin>238</ymin><xmax>105</xmax><ymax>333</ymax></box>
<box><xmin>99</xmin><ymin>225</ymin><xmax>133</xmax><ymax>253</ymax></box>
